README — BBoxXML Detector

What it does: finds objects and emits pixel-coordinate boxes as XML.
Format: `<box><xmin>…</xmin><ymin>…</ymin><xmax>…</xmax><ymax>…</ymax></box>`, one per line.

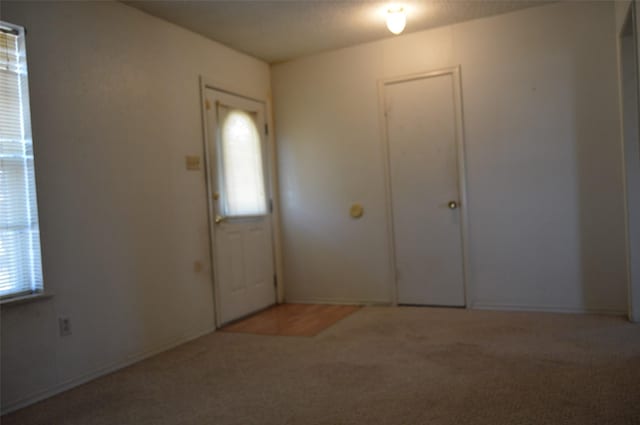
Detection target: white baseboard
<box><xmin>286</xmin><ymin>297</ymin><xmax>628</xmax><ymax>317</ymax></box>
<box><xmin>285</xmin><ymin>297</ymin><xmax>628</xmax><ymax>317</ymax></box>
<box><xmin>471</xmin><ymin>302</ymin><xmax>626</xmax><ymax>316</ymax></box>
<box><xmin>285</xmin><ymin>297</ymin><xmax>391</xmax><ymax>306</ymax></box>
<box><xmin>286</xmin><ymin>298</ymin><xmax>627</xmax><ymax>316</ymax></box>
<box><xmin>1</xmin><ymin>325</ymin><xmax>216</xmax><ymax>415</ymax></box>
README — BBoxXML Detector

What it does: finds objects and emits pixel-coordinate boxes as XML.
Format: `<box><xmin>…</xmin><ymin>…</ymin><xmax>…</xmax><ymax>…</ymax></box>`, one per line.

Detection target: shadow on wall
<box><xmin>282</xmin><ymin>209</ymin><xmax>390</xmax><ymax>303</ymax></box>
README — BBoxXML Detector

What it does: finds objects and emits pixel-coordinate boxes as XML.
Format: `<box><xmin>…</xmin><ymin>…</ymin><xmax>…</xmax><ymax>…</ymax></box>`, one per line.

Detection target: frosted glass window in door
<box><xmin>219</xmin><ymin>109</ymin><xmax>268</xmax><ymax>216</ymax></box>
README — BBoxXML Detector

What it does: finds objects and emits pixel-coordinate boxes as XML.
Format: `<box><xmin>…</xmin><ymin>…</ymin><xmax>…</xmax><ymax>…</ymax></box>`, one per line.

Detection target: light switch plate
<box><xmin>185</xmin><ymin>155</ymin><xmax>201</xmax><ymax>171</ymax></box>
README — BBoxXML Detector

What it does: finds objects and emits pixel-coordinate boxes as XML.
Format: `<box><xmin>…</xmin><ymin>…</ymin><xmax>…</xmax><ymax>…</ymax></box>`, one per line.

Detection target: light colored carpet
<box><xmin>3</xmin><ymin>307</ymin><xmax>640</xmax><ymax>425</ymax></box>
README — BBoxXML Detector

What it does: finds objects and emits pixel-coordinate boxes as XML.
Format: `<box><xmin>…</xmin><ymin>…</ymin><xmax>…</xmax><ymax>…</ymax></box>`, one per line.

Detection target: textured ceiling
<box><xmin>124</xmin><ymin>1</ymin><xmax>552</xmax><ymax>63</ymax></box>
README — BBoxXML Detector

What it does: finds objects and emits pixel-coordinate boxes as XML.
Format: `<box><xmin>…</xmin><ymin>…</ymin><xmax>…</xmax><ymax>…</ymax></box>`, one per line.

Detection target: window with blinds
<box><xmin>219</xmin><ymin>108</ymin><xmax>268</xmax><ymax>217</ymax></box>
<box><xmin>0</xmin><ymin>21</ymin><xmax>43</xmax><ymax>300</ymax></box>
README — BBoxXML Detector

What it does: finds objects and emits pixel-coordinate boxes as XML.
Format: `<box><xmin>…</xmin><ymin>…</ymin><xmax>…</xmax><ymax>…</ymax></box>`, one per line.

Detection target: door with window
<box><xmin>383</xmin><ymin>69</ymin><xmax>467</xmax><ymax>306</ymax></box>
<box><xmin>204</xmin><ymin>88</ymin><xmax>275</xmax><ymax>325</ymax></box>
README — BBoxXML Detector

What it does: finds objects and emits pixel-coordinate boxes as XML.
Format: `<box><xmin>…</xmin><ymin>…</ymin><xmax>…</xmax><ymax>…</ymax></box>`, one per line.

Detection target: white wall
<box><xmin>272</xmin><ymin>2</ymin><xmax>628</xmax><ymax>312</ymax></box>
<box><xmin>615</xmin><ymin>0</ymin><xmax>640</xmax><ymax>322</ymax></box>
<box><xmin>0</xmin><ymin>1</ymin><xmax>271</xmax><ymax>412</ymax></box>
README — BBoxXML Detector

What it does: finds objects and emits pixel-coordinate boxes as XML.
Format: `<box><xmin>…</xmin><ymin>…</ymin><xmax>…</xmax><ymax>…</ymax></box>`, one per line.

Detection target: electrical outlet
<box><xmin>59</xmin><ymin>317</ymin><xmax>72</xmax><ymax>337</ymax></box>
<box><xmin>194</xmin><ymin>261</ymin><xmax>203</xmax><ymax>273</ymax></box>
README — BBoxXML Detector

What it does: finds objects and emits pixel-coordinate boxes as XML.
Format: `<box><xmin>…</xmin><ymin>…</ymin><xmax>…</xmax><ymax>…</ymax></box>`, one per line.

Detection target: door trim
<box><xmin>617</xmin><ymin>2</ymin><xmax>640</xmax><ymax>323</ymax></box>
<box><xmin>199</xmin><ymin>76</ymin><xmax>284</xmax><ymax>327</ymax></box>
<box><xmin>377</xmin><ymin>66</ymin><xmax>472</xmax><ymax>307</ymax></box>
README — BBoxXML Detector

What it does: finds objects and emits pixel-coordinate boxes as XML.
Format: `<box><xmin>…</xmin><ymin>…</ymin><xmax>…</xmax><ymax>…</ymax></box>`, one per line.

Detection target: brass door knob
<box><xmin>215</xmin><ymin>215</ymin><xmax>226</xmax><ymax>224</ymax></box>
<box><xmin>448</xmin><ymin>201</ymin><xmax>458</xmax><ymax>210</ymax></box>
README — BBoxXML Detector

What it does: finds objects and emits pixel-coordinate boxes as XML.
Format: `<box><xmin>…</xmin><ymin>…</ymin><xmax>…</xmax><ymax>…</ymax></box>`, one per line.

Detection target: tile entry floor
<box><xmin>220</xmin><ymin>303</ymin><xmax>361</xmax><ymax>336</ymax></box>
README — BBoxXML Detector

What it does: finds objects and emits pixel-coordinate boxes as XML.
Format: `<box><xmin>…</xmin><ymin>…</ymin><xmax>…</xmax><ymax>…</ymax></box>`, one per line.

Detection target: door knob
<box><xmin>215</xmin><ymin>215</ymin><xmax>226</xmax><ymax>224</ymax></box>
<box><xmin>448</xmin><ymin>201</ymin><xmax>458</xmax><ymax>210</ymax></box>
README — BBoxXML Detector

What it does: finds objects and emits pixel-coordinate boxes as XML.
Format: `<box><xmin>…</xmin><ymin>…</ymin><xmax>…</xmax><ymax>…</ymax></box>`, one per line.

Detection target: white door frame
<box><xmin>377</xmin><ymin>66</ymin><xmax>472</xmax><ymax>307</ymax></box>
<box><xmin>617</xmin><ymin>3</ymin><xmax>640</xmax><ymax>323</ymax></box>
<box><xmin>199</xmin><ymin>76</ymin><xmax>284</xmax><ymax>327</ymax></box>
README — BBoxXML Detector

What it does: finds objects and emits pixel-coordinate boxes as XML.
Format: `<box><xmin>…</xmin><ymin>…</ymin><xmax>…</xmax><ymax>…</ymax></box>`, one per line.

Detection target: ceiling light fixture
<box><xmin>386</xmin><ymin>6</ymin><xmax>406</xmax><ymax>35</ymax></box>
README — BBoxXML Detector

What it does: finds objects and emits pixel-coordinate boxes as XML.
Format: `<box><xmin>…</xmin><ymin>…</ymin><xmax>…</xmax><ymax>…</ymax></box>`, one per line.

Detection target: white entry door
<box><xmin>204</xmin><ymin>88</ymin><xmax>276</xmax><ymax>325</ymax></box>
<box><xmin>383</xmin><ymin>69</ymin><xmax>467</xmax><ymax>306</ymax></box>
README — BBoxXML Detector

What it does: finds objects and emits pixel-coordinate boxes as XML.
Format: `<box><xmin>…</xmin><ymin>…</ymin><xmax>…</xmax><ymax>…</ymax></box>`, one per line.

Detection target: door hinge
<box><xmin>205</xmin><ymin>99</ymin><xmax>211</xmax><ymax>110</ymax></box>
<box><xmin>269</xmin><ymin>198</ymin><xmax>273</xmax><ymax>213</ymax></box>
<box><xmin>265</xmin><ymin>123</ymin><xmax>269</xmax><ymax>135</ymax></box>
<box><xmin>273</xmin><ymin>274</ymin><xmax>278</xmax><ymax>288</ymax></box>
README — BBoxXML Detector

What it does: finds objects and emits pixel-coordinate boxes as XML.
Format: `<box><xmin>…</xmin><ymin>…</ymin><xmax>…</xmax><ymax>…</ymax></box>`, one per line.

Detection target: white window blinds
<box><xmin>0</xmin><ymin>22</ymin><xmax>43</xmax><ymax>299</ymax></box>
<box><xmin>218</xmin><ymin>108</ymin><xmax>268</xmax><ymax>216</ymax></box>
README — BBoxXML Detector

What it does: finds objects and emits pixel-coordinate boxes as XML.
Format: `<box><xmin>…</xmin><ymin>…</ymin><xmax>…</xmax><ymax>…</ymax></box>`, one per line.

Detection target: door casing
<box><xmin>617</xmin><ymin>3</ymin><xmax>640</xmax><ymax>323</ymax></box>
<box><xmin>199</xmin><ymin>76</ymin><xmax>284</xmax><ymax>327</ymax></box>
<box><xmin>377</xmin><ymin>66</ymin><xmax>472</xmax><ymax>307</ymax></box>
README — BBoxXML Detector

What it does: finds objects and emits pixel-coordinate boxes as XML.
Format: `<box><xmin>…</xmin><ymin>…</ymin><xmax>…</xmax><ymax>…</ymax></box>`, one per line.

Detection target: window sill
<box><xmin>0</xmin><ymin>292</ymin><xmax>53</xmax><ymax>307</ymax></box>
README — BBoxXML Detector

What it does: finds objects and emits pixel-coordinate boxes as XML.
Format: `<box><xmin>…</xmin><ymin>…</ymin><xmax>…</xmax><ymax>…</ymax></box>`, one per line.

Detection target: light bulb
<box><xmin>386</xmin><ymin>7</ymin><xmax>406</xmax><ymax>35</ymax></box>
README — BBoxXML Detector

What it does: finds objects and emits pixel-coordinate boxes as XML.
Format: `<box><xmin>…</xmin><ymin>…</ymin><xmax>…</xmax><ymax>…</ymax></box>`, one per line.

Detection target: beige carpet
<box><xmin>3</xmin><ymin>307</ymin><xmax>640</xmax><ymax>425</ymax></box>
